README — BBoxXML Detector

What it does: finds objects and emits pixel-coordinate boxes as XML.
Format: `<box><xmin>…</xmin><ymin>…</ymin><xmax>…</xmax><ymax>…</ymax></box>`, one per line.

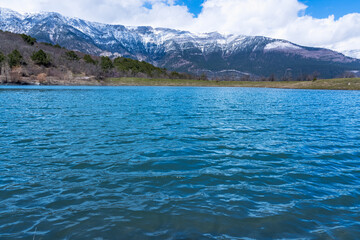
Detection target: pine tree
<box><xmin>31</xmin><ymin>50</ymin><xmax>51</xmax><ymax>67</ymax></box>
<box><xmin>8</xmin><ymin>50</ymin><xmax>23</xmax><ymax>68</ymax></box>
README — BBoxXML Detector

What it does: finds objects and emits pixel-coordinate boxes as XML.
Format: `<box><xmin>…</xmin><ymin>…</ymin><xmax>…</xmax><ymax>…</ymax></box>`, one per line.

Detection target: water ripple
<box><xmin>1</xmin><ymin>86</ymin><xmax>360</xmax><ymax>239</ymax></box>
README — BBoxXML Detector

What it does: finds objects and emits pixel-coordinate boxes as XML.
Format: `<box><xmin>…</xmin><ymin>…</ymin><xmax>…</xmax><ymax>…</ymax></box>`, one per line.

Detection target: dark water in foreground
<box><xmin>1</xmin><ymin>86</ymin><xmax>360</xmax><ymax>239</ymax></box>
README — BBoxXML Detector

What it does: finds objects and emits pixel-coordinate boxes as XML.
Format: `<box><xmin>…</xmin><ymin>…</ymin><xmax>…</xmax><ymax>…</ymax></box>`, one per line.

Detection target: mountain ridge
<box><xmin>1</xmin><ymin>7</ymin><xmax>359</xmax><ymax>79</ymax></box>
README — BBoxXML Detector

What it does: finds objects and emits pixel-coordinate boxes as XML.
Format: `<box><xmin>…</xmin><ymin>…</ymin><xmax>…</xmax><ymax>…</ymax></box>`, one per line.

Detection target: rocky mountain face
<box><xmin>1</xmin><ymin>7</ymin><xmax>359</xmax><ymax>79</ymax></box>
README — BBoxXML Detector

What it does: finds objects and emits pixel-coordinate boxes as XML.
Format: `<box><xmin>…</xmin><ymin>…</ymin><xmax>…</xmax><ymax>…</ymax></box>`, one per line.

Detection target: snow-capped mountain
<box><xmin>1</xmin><ymin>7</ymin><xmax>359</xmax><ymax>78</ymax></box>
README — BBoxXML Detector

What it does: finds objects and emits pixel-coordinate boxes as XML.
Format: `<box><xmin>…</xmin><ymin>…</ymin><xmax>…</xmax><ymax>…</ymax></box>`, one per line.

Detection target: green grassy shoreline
<box><xmin>105</xmin><ymin>77</ymin><xmax>360</xmax><ymax>90</ymax></box>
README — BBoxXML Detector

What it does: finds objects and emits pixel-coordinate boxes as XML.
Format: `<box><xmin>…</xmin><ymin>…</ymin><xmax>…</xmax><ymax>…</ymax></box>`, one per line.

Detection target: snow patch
<box><xmin>264</xmin><ymin>41</ymin><xmax>302</xmax><ymax>51</ymax></box>
<box><xmin>0</xmin><ymin>7</ymin><xmax>24</xmax><ymax>20</ymax></box>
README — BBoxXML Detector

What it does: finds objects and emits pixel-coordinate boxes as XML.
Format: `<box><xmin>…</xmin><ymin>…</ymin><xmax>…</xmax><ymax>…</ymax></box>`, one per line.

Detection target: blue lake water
<box><xmin>1</xmin><ymin>86</ymin><xmax>360</xmax><ymax>239</ymax></box>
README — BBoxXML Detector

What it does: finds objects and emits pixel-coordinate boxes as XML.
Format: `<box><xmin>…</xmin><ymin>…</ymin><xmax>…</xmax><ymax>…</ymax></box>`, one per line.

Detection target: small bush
<box><xmin>65</xmin><ymin>51</ymin><xmax>79</xmax><ymax>61</ymax></box>
<box><xmin>31</xmin><ymin>50</ymin><xmax>51</xmax><ymax>67</ymax></box>
<box><xmin>36</xmin><ymin>73</ymin><xmax>47</xmax><ymax>83</ymax></box>
<box><xmin>8</xmin><ymin>50</ymin><xmax>23</xmax><ymax>68</ymax></box>
<box><xmin>100</xmin><ymin>56</ymin><xmax>113</xmax><ymax>71</ymax></box>
<box><xmin>84</xmin><ymin>54</ymin><xmax>97</xmax><ymax>65</ymax></box>
<box><xmin>21</xmin><ymin>34</ymin><xmax>37</xmax><ymax>45</ymax></box>
<box><xmin>54</xmin><ymin>44</ymin><xmax>62</xmax><ymax>49</ymax></box>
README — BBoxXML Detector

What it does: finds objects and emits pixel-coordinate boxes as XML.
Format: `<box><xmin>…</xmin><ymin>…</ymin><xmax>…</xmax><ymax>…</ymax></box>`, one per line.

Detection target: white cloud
<box><xmin>193</xmin><ymin>0</ymin><xmax>307</xmax><ymax>35</ymax></box>
<box><xmin>0</xmin><ymin>0</ymin><xmax>194</xmax><ymax>26</ymax></box>
<box><xmin>1</xmin><ymin>0</ymin><xmax>360</xmax><ymax>58</ymax></box>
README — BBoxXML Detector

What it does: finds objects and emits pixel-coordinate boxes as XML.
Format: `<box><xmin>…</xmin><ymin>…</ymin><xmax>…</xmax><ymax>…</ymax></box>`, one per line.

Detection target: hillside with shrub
<box><xmin>0</xmin><ymin>31</ymin><xmax>193</xmax><ymax>85</ymax></box>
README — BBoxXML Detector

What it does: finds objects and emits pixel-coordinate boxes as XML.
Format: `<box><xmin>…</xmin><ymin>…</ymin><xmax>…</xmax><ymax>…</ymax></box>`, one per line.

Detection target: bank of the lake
<box><xmin>106</xmin><ymin>77</ymin><xmax>360</xmax><ymax>90</ymax></box>
<box><xmin>2</xmin><ymin>77</ymin><xmax>360</xmax><ymax>90</ymax></box>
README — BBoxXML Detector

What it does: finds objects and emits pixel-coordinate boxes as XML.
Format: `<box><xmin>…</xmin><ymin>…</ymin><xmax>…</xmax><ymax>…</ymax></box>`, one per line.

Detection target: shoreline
<box><xmin>102</xmin><ymin>78</ymin><xmax>360</xmax><ymax>90</ymax></box>
<box><xmin>101</xmin><ymin>77</ymin><xmax>360</xmax><ymax>90</ymax></box>
<box><xmin>1</xmin><ymin>77</ymin><xmax>360</xmax><ymax>90</ymax></box>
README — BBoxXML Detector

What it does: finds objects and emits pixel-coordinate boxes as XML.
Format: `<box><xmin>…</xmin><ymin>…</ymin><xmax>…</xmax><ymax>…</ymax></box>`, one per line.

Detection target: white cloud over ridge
<box><xmin>1</xmin><ymin>0</ymin><xmax>359</xmax><ymax>58</ymax></box>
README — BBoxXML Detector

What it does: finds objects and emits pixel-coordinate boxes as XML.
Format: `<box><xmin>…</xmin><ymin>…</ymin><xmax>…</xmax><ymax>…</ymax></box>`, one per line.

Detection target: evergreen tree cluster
<box><xmin>8</xmin><ymin>50</ymin><xmax>23</xmax><ymax>68</ymax></box>
<box><xmin>113</xmin><ymin>57</ymin><xmax>166</xmax><ymax>76</ymax></box>
<box><xmin>0</xmin><ymin>52</ymin><xmax>5</xmax><ymax>63</ymax></box>
<box><xmin>43</xmin><ymin>42</ymin><xmax>62</xmax><ymax>48</ymax></box>
<box><xmin>94</xmin><ymin>55</ymin><xmax>170</xmax><ymax>76</ymax></box>
<box><xmin>1</xmin><ymin>49</ymin><xmax>52</xmax><ymax>69</ymax></box>
<box><xmin>100</xmin><ymin>56</ymin><xmax>113</xmax><ymax>71</ymax></box>
<box><xmin>31</xmin><ymin>50</ymin><xmax>51</xmax><ymax>67</ymax></box>
<box><xmin>84</xmin><ymin>54</ymin><xmax>97</xmax><ymax>65</ymax></box>
<box><xmin>21</xmin><ymin>34</ymin><xmax>37</xmax><ymax>45</ymax></box>
<box><xmin>0</xmin><ymin>50</ymin><xmax>23</xmax><ymax>68</ymax></box>
<box><xmin>65</xmin><ymin>51</ymin><xmax>80</xmax><ymax>61</ymax></box>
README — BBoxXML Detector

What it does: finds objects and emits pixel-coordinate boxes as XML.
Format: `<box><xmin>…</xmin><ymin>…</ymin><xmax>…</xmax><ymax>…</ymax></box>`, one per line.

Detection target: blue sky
<box><xmin>180</xmin><ymin>0</ymin><xmax>360</xmax><ymax>19</ymax></box>
<box><xmin>301</xmin><ymin>0</ymin><xmax>360</xmax><ymax>19</ymax></box>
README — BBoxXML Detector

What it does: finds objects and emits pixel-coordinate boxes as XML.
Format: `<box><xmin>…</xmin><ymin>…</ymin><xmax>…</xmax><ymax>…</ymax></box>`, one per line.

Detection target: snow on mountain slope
<box><xmin>0</xmin><ymin>7</ymin><xmax>359</xmax><ymax>78</ymax></box>
<box><xmin>0</xmin><ymin>8</ymin><xmax>298</xmax><ymax>54</ymax></box>
<box><xmin>264</xmin><ymin>41</ymin><xmax>302</xmax><ymax>51</ymax></box>
<box><xmin>0</xmin><ymin>7</ymin><xmax>345</xmax><ymax>58</ymax></box>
